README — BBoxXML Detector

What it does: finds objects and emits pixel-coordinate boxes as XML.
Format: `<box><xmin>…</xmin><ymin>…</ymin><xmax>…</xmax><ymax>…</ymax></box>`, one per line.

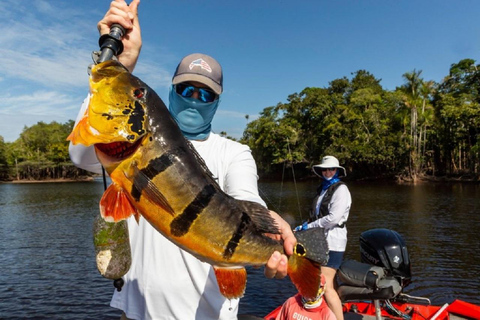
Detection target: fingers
<box><xmin>269</xmin><ymin>210</ymin><xmax>296</xmax><ymax>255</ymax></box>
<box><xmin>263</xmin><ymin>210</ymin><xmax>297</xmax><ymax>279</ymax></box>
<box><xmin>264</xmin><ymin>251</ymin><xmax>288</xmax><ymax>279</ymax></box>
<box><xmin>97</xmin><ymin>0</ymin><xmax>138</xmax><ymax>35</ymax></box>
<box><xmin>129</xmin><ymin>0</ymin><xmax>141</xmax><ymax>30</ymax></box>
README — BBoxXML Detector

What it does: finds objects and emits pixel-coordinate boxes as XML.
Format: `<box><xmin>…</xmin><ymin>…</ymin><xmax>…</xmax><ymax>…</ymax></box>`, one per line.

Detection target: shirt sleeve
<box><xmin>308</xmin><ymin>184</ymin><xmax>351</xmax><ymax>229</ymax></box>
<box><xmin>68</xmin><ymin>95</ymin><xmax>103</xmax><ymax>174</ymax></box>
<box><xmin>223</xmin><ymin>144</ymin><xmax>266</xmax><ymax>207</ymax></box>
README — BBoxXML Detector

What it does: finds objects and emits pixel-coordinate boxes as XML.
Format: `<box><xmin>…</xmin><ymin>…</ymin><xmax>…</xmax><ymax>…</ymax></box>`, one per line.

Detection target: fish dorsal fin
<box><xmin>132</xmin><ymin>166</ymin><xmax>176</xmax><ymax>216</ymax></box>
<box><xmin>100</xmin><ymin>183</ymin><xmax>139</xmax><ymax>222</ymax></box>
<box><xmin>184</xmin><ymin>138</ymin><xmax>218</xmax><ymax>184</ymax></box>
<box><xmin>237</xmin><ymin>200</ymin><xmax>281</xmax><ymax>235</ymax></box>
<box><xmin>213</xmin><ymin>266</ymin><xmax>247</xmax><ymax>299</ymax></box>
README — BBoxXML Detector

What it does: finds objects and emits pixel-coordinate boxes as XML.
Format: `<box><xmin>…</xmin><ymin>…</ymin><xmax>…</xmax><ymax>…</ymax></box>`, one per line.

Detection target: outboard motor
<box><xmin>337</xmin><ymin>229</ymin><xmax>429</xmax><ymax>320</ymax></box>
<box><xmin>359</xmin><ymin>228</ymin><xmax>412</xmax><ymax>288</ymax></box>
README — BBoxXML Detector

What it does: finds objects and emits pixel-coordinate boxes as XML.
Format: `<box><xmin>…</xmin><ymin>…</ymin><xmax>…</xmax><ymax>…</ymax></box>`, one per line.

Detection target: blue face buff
<box><xmin>321</xmin><ymin>171</ymin><xmax>340</xmax><ymax>191</ymax></box>
<box><xmin>168</xmin><ymin>85</ymin><xmax>220</xmax><ymax>140</ymax></box>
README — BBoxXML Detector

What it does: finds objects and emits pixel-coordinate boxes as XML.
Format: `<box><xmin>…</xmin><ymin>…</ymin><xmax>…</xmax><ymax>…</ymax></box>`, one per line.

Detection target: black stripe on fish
<box><xmin>131</xmin><ymin>153</ymin><xmax>175</xmax><ymax>201</ymax></box>
<box><xmin>223</xmin><ymin>211</ymin><xmax>251</xmax><ymax>260</ymax></box>
<box><xmin>170</xmin><ymin>184</ymin><xmax>216</xmax><ymax>237</ymax></box>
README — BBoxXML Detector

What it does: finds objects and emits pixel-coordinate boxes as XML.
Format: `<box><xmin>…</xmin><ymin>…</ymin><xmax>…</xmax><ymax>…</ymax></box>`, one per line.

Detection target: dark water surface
<box><xmin>0</xmin><ymin>180</ymin><xmax>479</xmax><ymax>319</ymax></box>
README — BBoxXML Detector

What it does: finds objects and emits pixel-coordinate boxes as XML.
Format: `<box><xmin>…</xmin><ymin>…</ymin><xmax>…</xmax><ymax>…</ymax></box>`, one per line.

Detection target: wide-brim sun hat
<box><xmin>172</xmin><ymin>53</ymin><xmax>223</xmax><ymax>95</ymax></box>
<box><xmin>312</xmin><ymin>155</ymin><xmax>346</xmax><ymax>177</ymax></box>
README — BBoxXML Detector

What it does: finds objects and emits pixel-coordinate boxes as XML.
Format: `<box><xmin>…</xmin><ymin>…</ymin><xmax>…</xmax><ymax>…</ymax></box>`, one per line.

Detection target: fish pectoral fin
<box><xmin>100</xmin><ymin>183</ymin><xmax>139</xmax><ymax>222</ymax></box>
<box><xmin>132</xmin><ymin>167</ymin><xmax>176</xmax><ymax>216</ymax></box>
<box><xmin>213</xmin><ymin>266</ymin><xmax>247</xmax><ymax>299</ymax></box>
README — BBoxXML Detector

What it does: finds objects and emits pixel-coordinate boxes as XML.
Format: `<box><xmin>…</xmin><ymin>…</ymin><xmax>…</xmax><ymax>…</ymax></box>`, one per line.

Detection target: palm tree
<box><xmin>401</xmin><ymin>69</ymin><xmax>423</xmax><ymax>181</ymax></box>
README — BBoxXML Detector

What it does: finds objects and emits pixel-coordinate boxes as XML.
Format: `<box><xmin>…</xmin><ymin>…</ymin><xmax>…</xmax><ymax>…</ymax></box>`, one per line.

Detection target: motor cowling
<box><xmin>359</xmin><ymin>229</ymin><xmax>412</xmax><ymax>287</ymax></box>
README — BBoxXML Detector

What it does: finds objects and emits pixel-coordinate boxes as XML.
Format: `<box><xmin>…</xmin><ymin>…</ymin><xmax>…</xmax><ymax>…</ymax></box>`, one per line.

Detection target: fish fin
<box><xmin>134</xmin><ymin>211</ymin><xmax>141</xmax><ymax>224</ymax></box>
<box><xmin>132</xmin><ymin>166</ymin><xmax>176</xmax><ymax>216</ymax></box>
<box><xmin>213</xmin><ymin>266</ymin><xmax>247</xmax><ymax>299</ymax></box>
<box><xmin>184</xmin><ymin>139</ymin><xmax>218</xmax><ymax>184</ymax></box>
<box><xmin>237</xmin><ymin>200</ymin><xmax>281</xmax><ymax>235</ymax></box>
<box><xmin>100</xmin><ymin>183</ymin><xmax>138</xmax><ymax>222</ymax></box>
<box><xmin>67</xmin><ymin>115</ymin><xmax>94</xmax><ymax>146</ymax></box>
<box><xmin>287</xmin><ymin>228</ymin><xmax>329</xmax><ymax>300</ymax></box>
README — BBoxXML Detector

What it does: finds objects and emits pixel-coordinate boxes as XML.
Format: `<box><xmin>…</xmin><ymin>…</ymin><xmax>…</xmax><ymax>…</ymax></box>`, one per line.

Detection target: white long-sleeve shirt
<box><xmin>69</xmin><ymin>95</ymin><xmax>265</xmax><ymax>320</ymax></box>
<box><xmin>307</xmin><ymin>184</ymin><xmax>351</xmax><ymax>252</ymax></box>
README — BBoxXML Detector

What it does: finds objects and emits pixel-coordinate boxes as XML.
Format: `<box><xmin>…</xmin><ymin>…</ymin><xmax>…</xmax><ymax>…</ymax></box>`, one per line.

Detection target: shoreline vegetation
<box><xmin>1</xmin><ymin>176</ymin><xmax>94</xmax><ymax>184</ymax></box>
<box><xmin>2</xmin><ymin>172</ymin><xmax>477</xmax><ymax>184</ymax></box>
<box><xmin>1</xmin><ymin>59</ymin><xmax>479</xmax><ymax>183</ymax></box>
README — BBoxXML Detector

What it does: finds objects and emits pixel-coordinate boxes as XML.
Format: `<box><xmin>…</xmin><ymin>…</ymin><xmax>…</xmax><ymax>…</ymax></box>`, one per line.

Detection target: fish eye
<box><xmin>133</xmin><ymin>88</ymin><xmax>145</xmax><ymax>99</ymax></box>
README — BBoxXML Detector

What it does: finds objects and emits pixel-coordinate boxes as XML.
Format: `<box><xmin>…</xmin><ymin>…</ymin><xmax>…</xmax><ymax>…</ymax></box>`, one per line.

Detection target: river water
<box><xmin>0</xmin><ymin>179</ymin><xmax>479</xmax><ymax>319</ymax></box>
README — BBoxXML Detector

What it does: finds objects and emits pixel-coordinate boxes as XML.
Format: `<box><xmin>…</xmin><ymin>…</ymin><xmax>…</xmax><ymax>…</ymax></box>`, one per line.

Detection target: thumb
<box><xmin>129</xmin><ymin>0</ymin><xmax>141</xmax><ymax>29</ymax></box>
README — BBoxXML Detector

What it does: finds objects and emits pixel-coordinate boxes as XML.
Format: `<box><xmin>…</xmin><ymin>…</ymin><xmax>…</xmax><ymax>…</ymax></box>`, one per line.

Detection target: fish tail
<box><xmin>287</xmin><ymin>228</ymin><xmax>329</xmax><ymax>300</ymax></box>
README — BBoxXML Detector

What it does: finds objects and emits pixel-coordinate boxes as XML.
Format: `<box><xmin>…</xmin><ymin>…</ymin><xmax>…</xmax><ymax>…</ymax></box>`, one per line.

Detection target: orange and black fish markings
<box><xmin>131</xmin><ymin>153</ymin><xmax>175</xmax><ymax>201</ymax></box>
<box><xmin>223</xmin><ymin>211</ymin><xmax>251</xmax><ymax>260</ymax></box>
<box><xmin>170</xmin><ymin>184</ymin><xmax>217</xmax><ymax>237</ymax></box>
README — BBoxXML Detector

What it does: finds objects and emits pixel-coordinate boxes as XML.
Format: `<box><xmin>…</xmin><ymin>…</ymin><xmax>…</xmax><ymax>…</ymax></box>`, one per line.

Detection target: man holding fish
<box><xmin>68</xmin><ymin>1</ymin><xmax>324</xmax><ymax>319</ymax></box>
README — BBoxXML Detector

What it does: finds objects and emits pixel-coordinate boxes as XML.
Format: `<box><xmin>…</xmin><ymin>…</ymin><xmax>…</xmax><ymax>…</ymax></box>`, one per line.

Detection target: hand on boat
<box><xmin>97</xmin><ymin>0</ymin><xmax>142</xmax><ymax>72</ymax></box>
<box><xmin>264</xmin><ymin>210</ymin><xmax>297</xmax><ymax>279</ymax></box>
<box><xmin>293</xmin><ymin>221</ymin><xmax>309</xmax><ymax>232</ymax></box>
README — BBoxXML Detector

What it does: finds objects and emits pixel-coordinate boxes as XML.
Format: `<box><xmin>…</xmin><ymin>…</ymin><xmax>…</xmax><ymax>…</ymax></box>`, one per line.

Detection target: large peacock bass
<box><xmin>68</xmin><ymin>60</ymin><xmax>328</xmax><ymax>299</ymax></box>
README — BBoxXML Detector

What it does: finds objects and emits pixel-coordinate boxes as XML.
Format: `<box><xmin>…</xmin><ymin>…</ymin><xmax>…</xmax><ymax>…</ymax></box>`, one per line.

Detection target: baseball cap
<box><xmin>172</xmin><ymin>53</ymin><xmax>223</xmax><ymax>95</ymax></box>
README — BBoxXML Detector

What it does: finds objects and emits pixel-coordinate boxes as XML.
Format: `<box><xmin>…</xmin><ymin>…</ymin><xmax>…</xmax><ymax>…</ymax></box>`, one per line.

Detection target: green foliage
<box><xmin>1</xmin><ymin>120</ymin><xmax>85</xmax><ymax>181</ymax></box>
<box><xmin>0</xmin><ymin>136</ymin><xmax>8</xmax><ymax>179</ymax></box>
<box><xmin>243</xmin><ymin>61</ymin><xmax>480</xmax><ymax>179</ymax></box>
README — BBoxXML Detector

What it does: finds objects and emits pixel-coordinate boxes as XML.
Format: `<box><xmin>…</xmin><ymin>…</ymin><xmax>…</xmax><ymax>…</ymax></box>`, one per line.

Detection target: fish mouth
<box><xmin>95</xmin><ymin>139</ymin><xmax>143</xmax><ymax>161</ymax></box>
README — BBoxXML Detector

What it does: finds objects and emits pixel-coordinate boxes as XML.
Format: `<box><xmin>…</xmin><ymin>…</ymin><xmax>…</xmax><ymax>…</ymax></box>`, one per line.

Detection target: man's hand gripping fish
<box><xmin>68</xmin><ymin>60</ymin><xmax>328</xmax><ymax>300</ymax></box>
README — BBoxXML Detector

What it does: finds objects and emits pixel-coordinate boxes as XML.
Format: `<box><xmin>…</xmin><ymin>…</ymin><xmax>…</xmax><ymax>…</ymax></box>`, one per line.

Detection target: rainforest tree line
<box><xmin>0</xmin><ymin>121</ymin><xmax>89</xmax><ymax>181</ymax></box>
<box><xmin>241</xmin><ymin>59</ymin><xmax>479</xmax><ymax>181</ymax></box>
<box><xmin>1</xmin><ymin>58</ymin><xmax>479</xmax><ymax>182</ymax></box>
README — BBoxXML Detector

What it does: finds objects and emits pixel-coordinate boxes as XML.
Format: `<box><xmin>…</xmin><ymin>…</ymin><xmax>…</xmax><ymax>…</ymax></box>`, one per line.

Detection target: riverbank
<box><xmin>0</xmin><ymin>176</ymin><xmax>94</xmax><ymax>184</ymax></box>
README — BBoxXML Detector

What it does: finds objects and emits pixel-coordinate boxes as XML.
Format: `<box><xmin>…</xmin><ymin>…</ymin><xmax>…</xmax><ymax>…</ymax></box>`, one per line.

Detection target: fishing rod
<box><xmin>96</xmin><ymin>23</ymin><xmax>125</xmax><ymax>63</ymax></box>
<box><xmin>92</xmin><ymin>23</ymin><xmax>128</xmax><ymax>293</ymax></box>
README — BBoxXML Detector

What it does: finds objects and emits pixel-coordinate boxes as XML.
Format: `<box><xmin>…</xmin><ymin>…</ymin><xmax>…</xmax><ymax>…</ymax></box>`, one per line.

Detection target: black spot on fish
<box><xmin>123</xmin><ymin>109</ymin><xmax>131</xmax><ymax>115</ymax></box>
<box><xmin>223</xmin><ymin>211</ymin><xmax>251</xmax><ymax>260</ymax></box>
<box><xmin>170</xmin><ymin>184</ymin><xmax>216</xmax><ymax>237</ymax></box>
<box><xmin>127</xmin><ymin>101</ymin><xmax>145</xmax><ymax>136</ymax></box>
<box><xmin>102</xmin><ymin>113</ymin><xmax>114</xmax><ymax>120</ymax></box>
<box><xmin>126</xmin><ymin>135</ymin><xmax>135</xmax><ymax>141</ymax></box>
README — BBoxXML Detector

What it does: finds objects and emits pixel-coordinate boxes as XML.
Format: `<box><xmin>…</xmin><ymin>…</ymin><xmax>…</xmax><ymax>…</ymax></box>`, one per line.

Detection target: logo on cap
<box><xmin>189</xmin><ymin>58</ymin><xmax>212</xmax><ymax>73</ymax></box>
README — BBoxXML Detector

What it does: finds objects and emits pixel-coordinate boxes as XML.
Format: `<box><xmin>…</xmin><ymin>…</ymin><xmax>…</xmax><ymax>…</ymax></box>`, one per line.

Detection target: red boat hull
<box><xmin>264</xmin><ymin>299</ymin><xmax>480</xmax><ymax>320</ymax></box>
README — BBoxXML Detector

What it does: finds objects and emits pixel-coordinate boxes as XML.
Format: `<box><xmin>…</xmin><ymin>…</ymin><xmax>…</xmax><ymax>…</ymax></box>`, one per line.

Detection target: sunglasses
<box><xmin>321</xmin><ymin>168</ymin><xmax>336</xmax><ymax>172</ymax></box>
<box><xmin>175</xmin><ymin>83</ymin><xmax>217</xmax><ymax>103</ymax></box>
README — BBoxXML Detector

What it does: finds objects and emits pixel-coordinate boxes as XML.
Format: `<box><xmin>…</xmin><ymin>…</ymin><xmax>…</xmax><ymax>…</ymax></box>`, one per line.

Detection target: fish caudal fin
<box><xmin>287</xmin><ymin>228</ymin><xmax>329</xmax><ymax>300</ymax></box>
<box><xmin>213</xmin><ymin>266</ymin><xmax>247</xmax><ymax>299</ymax></box>
<box><xmin>100</xmin><ymin>183</ymin><xmax>139</xmax><ymax>222</ymax></box>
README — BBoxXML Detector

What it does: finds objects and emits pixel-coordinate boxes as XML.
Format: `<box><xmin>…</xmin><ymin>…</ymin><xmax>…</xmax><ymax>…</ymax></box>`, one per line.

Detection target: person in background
<box><xmin>294</xmin><ymin>155</ymin><xmax>351</xmax><ymax>320</ymax></box>
<box><xmin>69</xmin><ymin>1</ymin><xmax>296</xmax><ymax>319</ymax></box>
<box><xmin>274</xmin><ymin>275</ymin><xmax>336</xmax><ymax>320</ymax></box>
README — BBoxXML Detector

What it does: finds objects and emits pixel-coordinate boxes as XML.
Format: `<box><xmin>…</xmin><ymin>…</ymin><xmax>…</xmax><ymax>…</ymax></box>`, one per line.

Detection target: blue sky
<box><xmin>1</xmin><ymin>0</ymin><xmax>480</xmax><ymax>142</ymax></box>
